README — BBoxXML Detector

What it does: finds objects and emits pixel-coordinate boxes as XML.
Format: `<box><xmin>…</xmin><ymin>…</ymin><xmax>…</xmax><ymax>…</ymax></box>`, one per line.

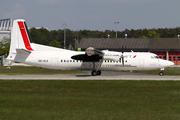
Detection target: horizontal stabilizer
<box><xmin>16</xmin><ymin>49</ymin><xmax>31</xmax><ymax>54</ymax></box>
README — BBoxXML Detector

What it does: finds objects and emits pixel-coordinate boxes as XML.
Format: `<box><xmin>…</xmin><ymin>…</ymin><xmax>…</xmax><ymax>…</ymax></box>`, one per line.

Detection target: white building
<box><xmin>0</xmin><ymin>18</ymin><xmax>12</xmax><ymax>42</ymax></box>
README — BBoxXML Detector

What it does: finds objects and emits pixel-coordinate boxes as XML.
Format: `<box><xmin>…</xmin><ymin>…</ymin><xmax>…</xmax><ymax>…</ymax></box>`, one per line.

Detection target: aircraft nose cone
<box><xmin>160</xmin><ymin>60</ymin><xmax>174</xmax><ymax>67</ymax></box>
<box><xmin>168</xmin><ymin>61</ymin><xmax>174</xmax><ymax>66</ymax></box>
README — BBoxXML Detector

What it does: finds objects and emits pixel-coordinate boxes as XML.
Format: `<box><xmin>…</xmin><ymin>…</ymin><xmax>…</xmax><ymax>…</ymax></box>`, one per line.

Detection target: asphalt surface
<box><xmin>0</xmin><ymin>70</ymin><xmax>180</xmax><ymax>80</ymax></box>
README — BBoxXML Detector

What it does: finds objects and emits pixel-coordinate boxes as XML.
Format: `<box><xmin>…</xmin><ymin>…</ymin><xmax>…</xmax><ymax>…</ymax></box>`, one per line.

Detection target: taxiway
<box><xmin>0</xmin><ymin>71</ymin><xmax>180</xmax><ymax>80</ymax></box>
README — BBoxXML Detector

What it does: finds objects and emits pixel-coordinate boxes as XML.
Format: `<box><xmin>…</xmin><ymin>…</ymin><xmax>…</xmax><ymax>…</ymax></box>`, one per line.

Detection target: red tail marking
<box><xmin>18</xmin><ymin>21</ymin><xmax>34</xmax><ymax>51</ymax></box>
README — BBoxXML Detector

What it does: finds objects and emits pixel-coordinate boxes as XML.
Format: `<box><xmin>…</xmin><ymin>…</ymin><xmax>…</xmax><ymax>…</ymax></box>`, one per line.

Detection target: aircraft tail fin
<box><xmin>7</xmin><ymin>19</ymin><xmax>34</xmax><ymax>60</ymax></box>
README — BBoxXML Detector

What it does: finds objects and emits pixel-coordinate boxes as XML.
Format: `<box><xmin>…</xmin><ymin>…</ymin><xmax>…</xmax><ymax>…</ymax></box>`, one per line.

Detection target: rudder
<box><xmin>7</xmin><ymin>19</ymin><xmax>33</xmax><ymax>60</ymax></box>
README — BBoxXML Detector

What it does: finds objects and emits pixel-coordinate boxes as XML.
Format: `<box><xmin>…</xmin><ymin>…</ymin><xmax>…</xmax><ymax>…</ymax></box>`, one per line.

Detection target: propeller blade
<box><xmin>121</xmin><ymin>45</ymin><xmax>125</xmax><ymax>67</ymax></box>
<box><xmin>122</xmin><ymin>56</ymin><xmax>124</xmax><ymax>67</ymax></box>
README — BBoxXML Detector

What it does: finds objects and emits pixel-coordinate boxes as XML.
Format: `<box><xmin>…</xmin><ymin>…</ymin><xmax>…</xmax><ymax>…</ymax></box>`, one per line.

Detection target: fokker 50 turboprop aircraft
<box><xmin>6</xmin><ymin>19</ymin><xmax>174</xmax><ymax>76</ymax></box>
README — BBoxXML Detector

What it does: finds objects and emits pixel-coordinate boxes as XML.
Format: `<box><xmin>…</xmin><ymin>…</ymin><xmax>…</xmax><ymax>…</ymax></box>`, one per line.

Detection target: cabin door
<box><xmin>51</xmin><ymin>58</ymin><xmax>58</xmax><ymax>67</ymax></box>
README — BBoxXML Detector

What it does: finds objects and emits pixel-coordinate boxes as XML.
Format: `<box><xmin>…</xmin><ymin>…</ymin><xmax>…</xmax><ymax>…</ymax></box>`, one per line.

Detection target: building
<box><xmin>0</xmin><ymin>18</ymin><xmax>11</xmax><ymax>42</ymax></box>
<box><xmin>78</xmin><ymin>38</ymin><xmax>180</xmax><ymax>65</ymax></box>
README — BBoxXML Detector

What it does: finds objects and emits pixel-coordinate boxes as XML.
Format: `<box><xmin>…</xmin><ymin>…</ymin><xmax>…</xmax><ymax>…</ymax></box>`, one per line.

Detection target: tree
<box><xmin>140</xmin><ymin>30</ymin><xmax>160</xmax><ymax>38</ymax></box>
<box><xmin>140</xmin><ymin>35</ymin><xmax>148</xmax><ymax>38</ymax></box>
<box><xmin>49</xmin><ymin>39</ymin><xmax>61</xmax><ymax>48</ymax></box>
<box><xmin>29</xmin><ymin>27</ymin><xmax>49</xmax><ymax>45</ymax></box>
<box><xmin>148</xmin><ymin>30</ymin><xmax>160</xmax><ymax>38</ymax></box>
<box><xmin>0</xmin><ymin>37</ymin><xmax>10</xmax><ymax>56</ymax></box>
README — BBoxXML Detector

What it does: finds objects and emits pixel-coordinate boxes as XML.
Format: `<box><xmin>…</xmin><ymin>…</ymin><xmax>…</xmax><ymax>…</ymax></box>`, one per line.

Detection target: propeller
<box><xmin>120</xmin><ymin>46</ymin><xmax>126</xmax><ymax>67</ymax></box>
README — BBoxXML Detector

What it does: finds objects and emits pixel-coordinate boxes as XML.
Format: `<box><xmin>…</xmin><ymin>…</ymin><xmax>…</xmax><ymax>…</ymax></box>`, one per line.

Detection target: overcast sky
<box><xmin>0</xmin><ymin>0</ymin><xmax>180</xmax><ymax>31</ymax></box>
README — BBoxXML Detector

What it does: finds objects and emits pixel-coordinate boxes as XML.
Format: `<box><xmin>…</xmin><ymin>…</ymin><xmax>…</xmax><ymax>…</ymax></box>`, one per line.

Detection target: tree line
<box><xmin>0</xmin><ymin>27</ymin><xmax>180</xmax><ymax>56</ymax></box>
<box><xmin>29</xmin><ymin>27</ymin><xmax>180</xmax><ymax>49</ymax></box>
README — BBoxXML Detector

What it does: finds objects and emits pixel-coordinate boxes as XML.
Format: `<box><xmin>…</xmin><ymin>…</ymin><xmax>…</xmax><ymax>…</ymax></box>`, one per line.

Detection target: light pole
<box><xmin>74</xmin><ymin>39</ymin><xmax>76</xmax><ymax>50</ymax></box>
<box><xmin>114</xmin><ymin>21</ymin><xmax>119</xmax><ymax>38</ymax></box>
<box><xmin>62</xmin><ymin>23</ymin><xmax>68</xmax><ymax>49</ymax></box>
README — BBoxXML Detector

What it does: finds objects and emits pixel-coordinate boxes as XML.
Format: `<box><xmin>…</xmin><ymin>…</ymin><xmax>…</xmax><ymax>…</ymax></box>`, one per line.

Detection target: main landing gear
<box><xmin>91</xmin><ymin>62</ymin><xmax>102</xmax><ymax>76</ymax></box>
<box><xmin>91</xmin><ymin>70</ymin><xmax>101</xmax><ymax>76</ymax></box>
<box><xmin>159</xmin><ymin>68</ymin><xmax>164</xmax><ymax>76</ymax></box>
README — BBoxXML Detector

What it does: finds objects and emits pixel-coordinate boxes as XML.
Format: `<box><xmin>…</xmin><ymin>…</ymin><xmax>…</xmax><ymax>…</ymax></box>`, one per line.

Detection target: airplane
<box><xmin>6</xmin><ymin>19</ymin><xmax>174</xmax><ymax>76</ymax></box>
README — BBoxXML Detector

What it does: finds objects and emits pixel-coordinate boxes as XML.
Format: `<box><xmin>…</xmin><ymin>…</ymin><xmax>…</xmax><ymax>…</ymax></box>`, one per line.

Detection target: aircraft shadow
<box><xmin>75</xmin><ymin>70</ymin><xmax>153</xmax><ymax>77</ymax></box>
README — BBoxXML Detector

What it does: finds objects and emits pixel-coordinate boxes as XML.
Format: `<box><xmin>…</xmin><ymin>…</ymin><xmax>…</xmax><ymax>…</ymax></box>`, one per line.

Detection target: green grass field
<box><xmin>1</xmin><ymin>80</ymin><xmax>180</xmax><ymax>120</ymax></box>
<box><xmin>0</xmin><ymin>66</ymin><xmax>180</xmax><ymax>119</ymax></box>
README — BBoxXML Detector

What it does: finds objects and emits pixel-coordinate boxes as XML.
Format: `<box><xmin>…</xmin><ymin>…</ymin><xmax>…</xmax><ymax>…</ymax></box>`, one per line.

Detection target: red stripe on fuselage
<box><xmin>18</xmin><ymin>21</ymin><xmax>34</xmax><ymax>51</ymax></box>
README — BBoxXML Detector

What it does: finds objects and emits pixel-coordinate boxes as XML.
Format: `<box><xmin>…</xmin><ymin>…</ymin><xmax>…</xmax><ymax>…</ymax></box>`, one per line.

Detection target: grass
<box><xmin>0</xmin><ymin>80</ymin><xmax>180</xmax><ymax>120</ymax></box>
<box><xmin>0</xmin><ymin>65</ymin><xmax>87</xmax><ymax>75</ymax></box>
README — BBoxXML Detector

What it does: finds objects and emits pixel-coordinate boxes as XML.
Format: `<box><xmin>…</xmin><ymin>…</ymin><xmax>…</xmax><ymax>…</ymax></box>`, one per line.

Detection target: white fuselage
<box><xmin>13</xmin><ymin>43</ymin><xmax>173</xmax><ymax>71</ymax></box>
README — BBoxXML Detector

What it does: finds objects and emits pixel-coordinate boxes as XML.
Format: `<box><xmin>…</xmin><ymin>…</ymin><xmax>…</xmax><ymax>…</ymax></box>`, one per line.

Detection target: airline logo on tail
<box><xmin>18</xmin><ymin>21</ymin><xmax>34</xmax><ymax>51</ymax></box>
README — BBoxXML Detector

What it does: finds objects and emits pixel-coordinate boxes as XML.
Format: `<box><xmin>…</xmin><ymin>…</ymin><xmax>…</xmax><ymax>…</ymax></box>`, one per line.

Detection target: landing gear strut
<box><xmin>91</xmin><ymin>62</ymin><xmax>101</xmax><ymax>76</ymax></box>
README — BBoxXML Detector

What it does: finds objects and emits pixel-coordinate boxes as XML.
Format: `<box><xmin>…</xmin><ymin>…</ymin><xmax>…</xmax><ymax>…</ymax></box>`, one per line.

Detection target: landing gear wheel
<box><xmin>96</xmin><ymin>70</ymin><xmax>101</xmax><ymax>75</ymax></box>
<box><xmin>159</xmin><ymin>71</ymin><xmax>164</xmax><ymax>76</ymax></box>
<box><xmin>91</xmin><ymin>70</ymin><xmax>97</xmax><ymax>76</ymax></box>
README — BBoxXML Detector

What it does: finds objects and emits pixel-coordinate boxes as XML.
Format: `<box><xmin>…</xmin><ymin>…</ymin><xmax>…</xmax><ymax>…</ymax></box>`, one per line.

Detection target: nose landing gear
<box><xmin>159</xmin><ymin>68</ymin><xmax>164</xmax><ymax>76</ymax></box>
<box><xmin>159</xmin><ymin>71</ymin><xmax>164</xmax><ymax>76</ymax></box>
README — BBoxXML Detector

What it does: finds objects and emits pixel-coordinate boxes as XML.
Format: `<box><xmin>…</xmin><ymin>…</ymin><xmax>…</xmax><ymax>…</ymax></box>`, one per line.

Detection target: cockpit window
<box><xmin>151</xmin><ymin>56</ymin><xmax>159</xmax><ymax>59</ymax></box>
<box><xmin>154</xmin><ymin>56</ymin><xmax>159</xmax><ymax>59</ymax></box>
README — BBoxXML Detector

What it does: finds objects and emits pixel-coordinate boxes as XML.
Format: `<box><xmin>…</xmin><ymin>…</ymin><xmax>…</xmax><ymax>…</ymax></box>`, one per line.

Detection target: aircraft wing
<box><xmin>71</xmin><ymin>47</ymin><xmax>104</xmax><ymax>62</ymax></box>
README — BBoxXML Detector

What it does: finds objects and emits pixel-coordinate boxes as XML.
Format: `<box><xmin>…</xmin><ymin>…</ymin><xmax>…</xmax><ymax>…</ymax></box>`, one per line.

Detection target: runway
<box><xmin>0</xmin><ymin>71</ymin><xmax>180</xmax><ymax>80</ymax></box>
